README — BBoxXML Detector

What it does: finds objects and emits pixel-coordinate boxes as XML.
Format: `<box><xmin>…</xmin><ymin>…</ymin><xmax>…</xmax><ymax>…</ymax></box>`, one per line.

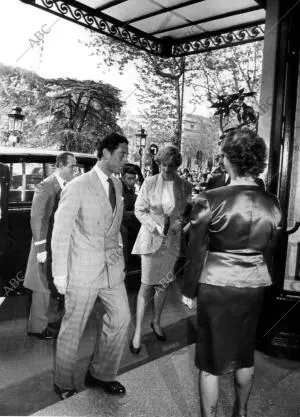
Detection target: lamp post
<box><xmin>136</xmin><ymin>127</ymin><xmax>147</xmax><ymax>169</ymax></box>
<box><xmin>7</xmin><ymin>106</ymin><xmax>25</xmax><ymax>147</ymax></box>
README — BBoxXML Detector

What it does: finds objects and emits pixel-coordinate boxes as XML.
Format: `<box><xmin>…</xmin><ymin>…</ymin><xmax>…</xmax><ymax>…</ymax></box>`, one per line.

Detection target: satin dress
<box><xmin>183</xmin><ymin>185</ymin><xmax>282</xmax><ymax>374</ymax></box>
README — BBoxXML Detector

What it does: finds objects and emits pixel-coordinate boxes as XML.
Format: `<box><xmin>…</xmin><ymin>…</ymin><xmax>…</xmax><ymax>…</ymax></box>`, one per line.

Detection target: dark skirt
<box><xmin>195</xmin><ymin>283</ymin><xmax>265</xmax><ymax>375</ymax></box>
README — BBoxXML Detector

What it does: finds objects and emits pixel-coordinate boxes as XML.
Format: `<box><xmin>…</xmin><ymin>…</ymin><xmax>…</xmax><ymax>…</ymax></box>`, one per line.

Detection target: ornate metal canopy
<box><xmin>20</xmin><ymin>0</ymin><xmax>265</xmax><ymax>57</ymax></box>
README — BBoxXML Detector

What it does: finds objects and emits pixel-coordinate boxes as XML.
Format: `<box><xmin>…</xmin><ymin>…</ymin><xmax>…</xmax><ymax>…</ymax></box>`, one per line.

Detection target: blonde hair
<box><xmin>155</xmin><ymin>145</ymin><xmax>182</xmax><ymax>167</ymax></box>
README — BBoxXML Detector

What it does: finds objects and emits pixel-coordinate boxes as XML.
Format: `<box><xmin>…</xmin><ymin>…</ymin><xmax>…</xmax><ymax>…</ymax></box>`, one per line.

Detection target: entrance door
<box><xmin>283</xmin><ymin>90</ymin><xmax>300</xmax><ymax>294</ymax></box>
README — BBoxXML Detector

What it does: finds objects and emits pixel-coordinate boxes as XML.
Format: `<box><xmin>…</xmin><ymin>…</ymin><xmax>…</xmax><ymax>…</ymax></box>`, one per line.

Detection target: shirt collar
<box><xmin>94</xmin><ymin>164</ymin><xmax>112</xmax><ymax>184</ymax></box>
<box><xmin>55</xmin><ymin>173</ymin><xmax>66</xmax><ymax>189</ymax></box>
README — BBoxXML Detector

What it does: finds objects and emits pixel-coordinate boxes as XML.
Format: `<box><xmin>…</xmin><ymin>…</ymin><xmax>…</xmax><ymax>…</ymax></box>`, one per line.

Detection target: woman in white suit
<box><xmin>130</xmin><ymin>145</ymin><xmax>192</xmax><ymax>353</ymax></box>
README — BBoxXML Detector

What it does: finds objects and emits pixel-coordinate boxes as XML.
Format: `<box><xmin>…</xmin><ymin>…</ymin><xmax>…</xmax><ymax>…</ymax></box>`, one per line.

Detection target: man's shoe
<box><xmin>27</xmin><ymin>327</ymin><xmax>57</xmax><ymax>340</ymax></box>
<box><xmin>54</xmin><ymin>384</ymin><xmax>77</xmax><ymax>400</ymax></box>
<box><xmin>85</xmin><ymin>372</ymin><xmax>126</xmax><ymax>395</ymax></box>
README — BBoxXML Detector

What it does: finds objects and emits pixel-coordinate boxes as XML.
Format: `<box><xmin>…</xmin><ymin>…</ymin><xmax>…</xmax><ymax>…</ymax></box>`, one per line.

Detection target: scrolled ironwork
<box><xmin>29</xmin><ymin>0</ymin><xmax>161</xmax><ymax>55</ymax></box>
<box><xmin>19</xmin><ymin>1</ymin><xmax>265</xmax><ymax>57</ymax></box>
<box><xmin>173</xmin><ymin>23</ymin><xmax>265</xmax><ymax>56</ymax></box>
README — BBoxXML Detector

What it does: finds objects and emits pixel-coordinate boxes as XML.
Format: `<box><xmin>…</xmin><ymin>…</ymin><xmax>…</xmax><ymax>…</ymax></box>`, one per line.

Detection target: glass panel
<box><xmin>7</xmin><ymin>162</ymin><xmax>44</xmax><ymax>203</ymax></box>
<box><xmin>45</xmin><ymin>163</ymin><xmax>56</xmax><ymax>177</ymax></box>
<box><xmin>283</xmin><ymin>79</ymin><xmax>300</xmax><ymax>293</ymax></box>
<box><xmin>76</xmin><ymin>163</ymin><xmax>85</xmax><ymax>176</ymax></box>
<box><xmin>8</xmin><ymin>162</ymin><xmax>24</xmax><ymax>203</ymax></box>
<box><xmin>26</xmin><ymin>163</ymin><xmax>44</xmax><ymax>190</ymax></box>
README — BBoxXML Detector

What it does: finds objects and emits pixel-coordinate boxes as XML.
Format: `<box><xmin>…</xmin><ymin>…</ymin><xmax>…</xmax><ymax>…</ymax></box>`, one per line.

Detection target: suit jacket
<box><xmin>24</xmin><ymin>174</ymin><xmax>62</xmax><ymax>294</ymax></box>
<box><xmin>182</xmin><ymin>186</ymin><xmax>282</xmax><ymax>298</ymax></box>
<box><xmin>205</xmin><ymin>169</ymin><xmax>230</xmax><ymax>190</ymax></box>
<box><xmin>51</xmin><ymin>167</ymin><xmax>124</xmax><ymax>289</ymax></box>
<box><xmin>132</xmin><ymin>174</ymin><xmax>192</xmax><ymax>256</ymax></box>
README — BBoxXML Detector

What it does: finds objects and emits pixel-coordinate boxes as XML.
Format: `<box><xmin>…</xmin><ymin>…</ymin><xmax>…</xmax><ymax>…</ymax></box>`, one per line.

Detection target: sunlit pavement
<box><xmin>0</xmin><ymin>280</ymin><xmax>195</xmax><ymax>416</ymax></box>
<box><xmin>1</xmin><ymin>282</ymin><xmax>300</xmax><ymax>416</ymax></box>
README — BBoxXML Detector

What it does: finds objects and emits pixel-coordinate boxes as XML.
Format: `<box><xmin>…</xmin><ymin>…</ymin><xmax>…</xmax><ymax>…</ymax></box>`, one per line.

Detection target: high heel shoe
<box><xmin>150</xmin><ymin>322</ymin><xmax>166</xmax><ymax>341</ymax></box>
<box><xmin>130</xmin><ymin>339</ymin><xmax>141</xmax><ymax>355</ymax></box>
<box><xmin>232</xmin><ymin>401</ymin><xmax>247</xmax><ymax>417</ymax></box>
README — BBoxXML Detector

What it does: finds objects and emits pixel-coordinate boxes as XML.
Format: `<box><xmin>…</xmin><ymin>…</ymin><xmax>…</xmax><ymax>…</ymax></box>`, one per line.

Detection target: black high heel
<box><xmin>130</xmin><ymin>339</ymin><xmax>141</xmax><ymax>355</ymax></box>
<box><xmin>150</xmin><ymin>322</ymin><xmax>166</xmax><ymax>341</ymax></box>
<box><xmin>232</xmin><ymin>401</ymin><xmax>247</xmax><ymax>417</ymax></box>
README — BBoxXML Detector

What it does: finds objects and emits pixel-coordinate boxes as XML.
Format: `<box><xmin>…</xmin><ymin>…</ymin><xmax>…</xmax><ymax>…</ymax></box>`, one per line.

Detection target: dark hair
<box><xmin>96</xmin><ymin>133</ymin><xmax>128</xmax><ymax>159</ymax></box>
<box><xmin>122</xmin><ymin>164</ymin><xmax>138</xmax><ymax>176</ymax></box>
<box><xmin>56</xmin><ymin>152</ymin><xmax>75</xmax><ymax>167</ymax></box>
<box><xmin>221</xmin><ymin>128</ymin><xmax>267</xmax><ymax>177</ymax></box>
<box><xmin>155</xmin><ymin>145</ymin><xmax>182</xmax><ymax>168</ymax></box>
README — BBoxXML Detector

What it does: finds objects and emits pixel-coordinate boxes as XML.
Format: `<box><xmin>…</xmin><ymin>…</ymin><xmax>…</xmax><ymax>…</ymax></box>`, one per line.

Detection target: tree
<box><xmin>84</xmin><ymin>34</ymin><xmax>185</xmax><ymax>147</ymax></box>
<box><xmin>0</xmin><ymin>63</ymin><xmax>123</xmax><ymax>152</ymax></box>
<box><xmin>185</xmin><ymin>42</ymin><xmax>263</xmax><ymax>136</ymax></box>
<box><xmin>85</xmin><ymin>34</ymin><xmax>263</xmax><ymax>149</ymax></box>
<box><xmin>45</xmin><ymin>78</ymin><xmax>123</xmax><ymax>152</ymax></box>
<box><xmin>210</xmin><ymin>89</ymin><xmax>258</xmax><ymax>136</ymax></box>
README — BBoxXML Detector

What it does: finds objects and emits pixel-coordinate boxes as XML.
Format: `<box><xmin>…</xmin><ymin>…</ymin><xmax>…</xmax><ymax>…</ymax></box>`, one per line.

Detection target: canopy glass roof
<box><xmin>20</xmin><ymin>0</ymin><xmax>265</xmax><ymax>56</ymax></box>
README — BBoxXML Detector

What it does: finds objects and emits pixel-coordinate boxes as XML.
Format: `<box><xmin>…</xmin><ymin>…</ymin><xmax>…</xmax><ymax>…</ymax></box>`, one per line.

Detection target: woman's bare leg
<box><xmin>132</xmin><ymin>283</ymin><xmax>153</xmax><ymax>348</ymax></box>
<box><xmin>199</xmin><ymin>371</ymin><xmax>220</xmax><ymax>417</ymax></box>
<box><xmin>233</xmin><ymin>366</ymin><xmax>254</xmax><ymax>416</ymax></box>
<box><xmin>152</xmin><ymin>287</ymin><xmax>167</xmax><ymax>335</ymax></box>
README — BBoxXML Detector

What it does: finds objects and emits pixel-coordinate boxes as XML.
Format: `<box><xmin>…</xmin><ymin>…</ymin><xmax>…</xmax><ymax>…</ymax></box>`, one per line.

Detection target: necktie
<box><xmin>163</xmin><ymin>215</ymin><xmax>171</xmax><ymax>236</ymax></box>
<box><xmin>107</xmin><ymin>178</ymin><xmax>116</xmax><ymax>211</ymax></box>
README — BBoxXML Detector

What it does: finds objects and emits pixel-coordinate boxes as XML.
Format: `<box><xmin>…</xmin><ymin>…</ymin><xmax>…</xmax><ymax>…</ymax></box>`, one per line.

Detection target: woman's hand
<box><xmin>182</xmin><ymin>295</ymin><xmax>197</xmax><ymax>309</ymax></box>
<box><xmin>152</xmin><ymin>224</ymin><xmax>164</xmax><ymax>235</ymax></box>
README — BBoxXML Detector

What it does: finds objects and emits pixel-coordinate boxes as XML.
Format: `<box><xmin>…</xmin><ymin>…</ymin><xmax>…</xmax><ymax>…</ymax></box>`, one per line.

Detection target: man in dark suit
<box><xmin>24</xmin><ymin>152</ymin><xmax>77</xmax><ymax>339</ymax></box>
<box><xmin>205</xmin><ymin>154</ymin><xmax>231</xmax><ymax>190</ymax></box>
<box><xmin>120</xmin><ymin>164</ymin><xmax>140</xmax><ymax>270</ymax></box>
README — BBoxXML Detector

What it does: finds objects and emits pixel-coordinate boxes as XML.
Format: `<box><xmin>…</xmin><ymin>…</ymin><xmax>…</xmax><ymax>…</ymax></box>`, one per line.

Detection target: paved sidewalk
<box><xmin>0</xmin><ymin>281</ymin><xmax>195</xmax><ymax>416</ymax></box>
<box><xmin>33</xmin><ymin>344</ymin><xmax>300</xmax><ymax>417</ymax></box>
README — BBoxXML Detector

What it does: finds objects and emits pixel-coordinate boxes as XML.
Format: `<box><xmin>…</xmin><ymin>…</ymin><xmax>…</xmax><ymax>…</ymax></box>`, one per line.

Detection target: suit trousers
<box><xmin>28</xmin><ymin>291</ymin><xmax>62</xmax><ymax>333</ymax></box>
<box><xmin>55</xmin><ymin>281</ymin><xmax>131</xmax><ymax>390</ymax></box>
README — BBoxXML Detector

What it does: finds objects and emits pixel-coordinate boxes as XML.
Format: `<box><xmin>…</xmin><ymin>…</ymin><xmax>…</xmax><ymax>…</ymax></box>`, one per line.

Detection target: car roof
<box><xmin>0</xmin><ymin>147</ymin><xmax>97</xmax><ymax>164</ymax></box>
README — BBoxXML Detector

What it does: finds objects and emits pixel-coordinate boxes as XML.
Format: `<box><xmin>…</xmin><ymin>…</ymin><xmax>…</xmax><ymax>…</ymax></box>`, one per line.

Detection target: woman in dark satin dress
<box><xmin>182</xmin><ymin>129</ymin><xmax>282</xmax><ymax>417</ymax></box>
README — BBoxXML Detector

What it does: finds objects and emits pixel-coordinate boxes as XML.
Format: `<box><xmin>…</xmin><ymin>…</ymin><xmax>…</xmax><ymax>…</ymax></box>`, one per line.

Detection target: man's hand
<box><xmin>54</xmin><ymin>276</ymin><xmax>68</xmax><ymax>295</ymax></box>
<box><xmin>182</xmin><ymin>295</ymin><xmax>197</xmax><ymax>309</ymax></box>
<box><xmin>37</xmin><ymin>251</ymin><xmax>47</xmax><ymax>263</ymax></box>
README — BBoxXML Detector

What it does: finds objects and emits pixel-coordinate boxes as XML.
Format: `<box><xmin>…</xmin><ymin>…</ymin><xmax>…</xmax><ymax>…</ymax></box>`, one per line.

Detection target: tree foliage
<box><xmin>84</xmin><ymin>34</ymin><xmax>185</xmax><ymax>147</ymax></box>
<box><xmin>0</xmin><ymin>63</ymin><xmax>123</xmax><ymax>152</ymax></box>
<box><xmin>185</xmin><ymin>42</ymin><xmax>263</xmax><ymax>135</ymax></box>
<box><xmin>85</xmin><ymin>34</ymin><xmax>263</xmax><ymax>147</ymax></box>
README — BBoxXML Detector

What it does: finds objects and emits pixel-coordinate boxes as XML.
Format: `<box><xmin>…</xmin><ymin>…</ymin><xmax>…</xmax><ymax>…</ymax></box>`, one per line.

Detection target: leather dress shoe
<box><xmin>85</xmin><ymin>372</ymin><xmax>126</xmax><ymax>395</ymax></box>
<box><xmin>150</xmin><ymin>322</ymin><xmax>166</xmax><ymax>341</ymax></box>
<box><xmin>54</xmin><ymin>384</ymin><xmax>77</xmax><ymax>400</ymax></box>
<box><xmin>27</xmin><ymin>327</ymin><xmax>57</xmax><ymax>340</ymax></box>
<box><xmin>130</xmin><ymin>339</ymin><xmax>141</xmax><ymax>355</ymax></box>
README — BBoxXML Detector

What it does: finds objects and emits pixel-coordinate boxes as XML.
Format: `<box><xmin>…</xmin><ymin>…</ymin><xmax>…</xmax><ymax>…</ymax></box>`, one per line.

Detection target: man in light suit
<box><xmin>52</xmin><ymin>133</ymin><xmax>131</xmax><ymax>400</ymax></box>
<box><xmin>24</xmin><ymin>152</ymin><xmax>77</xmax><ymax>339</ymax></box>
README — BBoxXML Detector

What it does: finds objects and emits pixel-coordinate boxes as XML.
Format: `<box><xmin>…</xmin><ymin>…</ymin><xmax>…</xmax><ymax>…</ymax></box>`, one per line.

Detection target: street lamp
<box><xmin>7</xmin><ymin>106</ymin><xmax>25</xmax><ymax>146</ymax></box>
<box><xmin>136</xmin><ymin>127</ymin><xmax>147</xmax><ymax>168</ymax></box>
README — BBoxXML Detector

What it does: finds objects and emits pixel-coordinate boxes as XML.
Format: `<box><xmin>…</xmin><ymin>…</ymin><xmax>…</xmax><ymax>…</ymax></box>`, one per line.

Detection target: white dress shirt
<box><xmin>94</xmin><ymin>164</ymin><xmax>110</xmax><ymax>197</ymax></box>
<box><xmin>162</xmin><ymin>181</ymin><xmax>175</xmax><ymax>215</ymax></box>
<box><xmin>54</xmin><ymin>173</ymin><xmax>67</xmax><ymax>189</ymax></box>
